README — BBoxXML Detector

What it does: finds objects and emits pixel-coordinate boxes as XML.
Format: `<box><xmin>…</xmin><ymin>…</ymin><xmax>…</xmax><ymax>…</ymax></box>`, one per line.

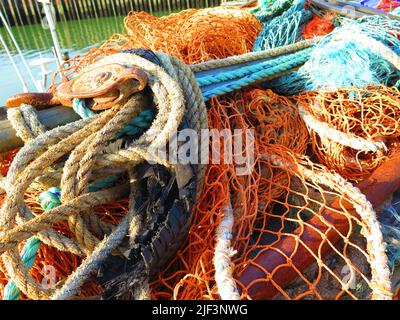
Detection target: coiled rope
<box><xmin>4</xmin><ymin>97</ymin><xmax>152</xmax><ymax>300</ymax></box>
<box><xmin>198</xmin><ymin>48</ymin><xmax>312</xmax><ymax>100</ymax></box>
<box><xmin>267</xmin><ymin>153</ymin><xmax>392</xmax><ymax>300</ymax></box>
<box><xmin>0</xmin><ymin>51</ymin><xmax>208</xmax><ymax>300</ymax></box>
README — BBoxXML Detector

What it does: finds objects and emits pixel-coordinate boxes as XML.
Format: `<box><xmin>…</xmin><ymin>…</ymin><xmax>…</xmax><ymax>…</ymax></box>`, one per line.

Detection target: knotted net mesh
<box><xmin>0</xmin><ymin>6</ymin><xmax>396</xmax><ymax>300</ymax></box>
<box><xmin>151</xmin><ymin>89</ymin><xmax>391</xmax><ymax>300</ymax></box>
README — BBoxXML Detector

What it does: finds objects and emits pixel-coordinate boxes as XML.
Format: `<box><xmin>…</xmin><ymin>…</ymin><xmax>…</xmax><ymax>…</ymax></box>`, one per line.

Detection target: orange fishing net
<box><xmin>376</xmin><ymin>0</ymin><xmax>400</xmax><ymax>11</ymax></box>
<box><xmin>149</xmin><ymin>88</ymin><xmax>387</xmax><ymax>300</ymax></box>
<box><xmin>50</xmin><ymin>7</ymin><xmax>262</xmax><ymax>89</ymax></box>
<box><xmin>123</xmin><ymin>8</ymin><xmax>262</xmax><ymax>64</ymax></box>
<box><xmin>302</xmin><ymin>14</ymin><xmax>335</xmax><ymax>39</ymax></box>
<box><xmin>296</xmin><ymin>86</ymin><xmax>400</xmax><ymax>181</ymax></box>
<box><xmin>2</xmin><ymin>7</ymin><xmax>396</xmax><ymax>301</ymax></box>
<box><xmin>21</xmin><ymin>191</ymin><xmax>129</xmax><ymax>299</ymax></box>
<box><xmin>150</xmin><ymin>89</ymin><xmax>309</xmax><ymax>300</ymax></box>
<box><xmin>0</xmin><ymin>164</ymin><xmax>129</xmax><ymax>299</ymax></box>
<box><xmin>2</xmin><ymin>86</ymin><xmax>392</xmax><ymax>300</ymax></box>
<box><xmin>0</xmin><ymin>149</ymin><xmax>19</xmax><ymax>177</ymax></box>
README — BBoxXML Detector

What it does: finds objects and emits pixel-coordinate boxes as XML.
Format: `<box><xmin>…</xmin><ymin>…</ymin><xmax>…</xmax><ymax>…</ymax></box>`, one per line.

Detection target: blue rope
<box><xmin>3</xmin><ymin>237</ymin><xmax>41</xmax><ymax>300</ymax></box>
<box><xmin>72</xmin><ymin>98</ymin><xmax>96</xmax><ymax>118</ymax></box>
<box><xmin>201</xmin><ymin>48</ymin><xmax>312</xmax><ymax>100</ymax></box>
<box><xmin>39</xmin><ymin>187</ymin><xmax>62</xmax><ymax>210</ymax></box>
<box><xmin>114</xmin><ymin>109</ymin><xmax>154</xmax><ymax>139</ymax></box>
<box><xmin>197</xmin><ymin>48</ymin><xmax>311</xmax><ymax>88</ymax></box>
<box><xmin>4</xmin><ymin>185</ymin><xmax>61</xmax><ymax>300</ymax></box>
<box><xmin>73</xmin><ymin>99</ymin><xmax>154</xmax><ymax>139</ymax></box>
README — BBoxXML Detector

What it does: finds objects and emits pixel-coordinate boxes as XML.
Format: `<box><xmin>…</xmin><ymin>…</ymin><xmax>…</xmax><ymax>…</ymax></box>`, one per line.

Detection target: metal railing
<box><xmin>0</xmin><ymin>0</ymin><xmax>223</xmax><ymax>26</ymax></box>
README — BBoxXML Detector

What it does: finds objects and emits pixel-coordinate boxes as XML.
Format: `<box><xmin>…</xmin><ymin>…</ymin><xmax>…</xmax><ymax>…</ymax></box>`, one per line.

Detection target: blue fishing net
<box><xmin>253</xmin><ymin>9</ymin><xmax>312</xmax><ymax>50</ymax></box>
<box><xmin>264</xmin><ymin>16</ymin><xmax>400</xmax><ymax>95</ymax></box>
<box><xmin>359</xmin><ymin>0</ymin><xmax>382</xmax><ymax>8</ymax></box>
<box><xmin>253</xmin><ymin>0</ymin><xmax>312</xmax><ymax>51</ymax></box>
<box><xmin>253</xmin><ymin>0</ymin><xmax>296</xmax><ymax>23</ymax></box>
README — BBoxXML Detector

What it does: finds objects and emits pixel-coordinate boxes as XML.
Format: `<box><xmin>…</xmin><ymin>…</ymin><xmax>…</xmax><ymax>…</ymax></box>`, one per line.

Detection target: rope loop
<box><xmin>0</xmin><ymin>49</ymin><xmax>208</xmax><ymax>300</ymax></box>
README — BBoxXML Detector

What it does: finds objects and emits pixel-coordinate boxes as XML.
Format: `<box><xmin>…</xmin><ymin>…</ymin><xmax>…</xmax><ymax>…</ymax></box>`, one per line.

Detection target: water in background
<box><xmin>0</xmin><ymin>15</ymin><xmax>128</xmax><ymax>106</ymax></box>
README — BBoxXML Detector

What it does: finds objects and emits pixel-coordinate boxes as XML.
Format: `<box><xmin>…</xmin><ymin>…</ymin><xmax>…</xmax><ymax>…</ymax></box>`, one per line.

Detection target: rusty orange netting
<box><xmin>296</xmin><ymin>86</ymin><xmax>400</xmax><ymax>182</ymax></box>
<box><xmin>50</xmin><ymin>7</ymin><xmax>262</xmax><ymax>90</ymax></box>
<box><xmin>149</xmin><ymin>88</ymin><xmax>388</xmax><ymax>300</ymax></box>
<box><xmin>124</xmin><ymin>8</ymin><xmax>262</xmax><ymax>64</ymax></box>
<box><xmin>0</xmin><ymin>88</ymin><xmax>392</xmax><ymax>300</ymax></box>
<box><xmin>1</xmin><ymin>7</ymin><xmax>396</xmax><ymax>300</ymax></box>
<box><xmin>150</xmin><ymin>90</ymin><xmax>310</xmax><ymax>300</ymax></box>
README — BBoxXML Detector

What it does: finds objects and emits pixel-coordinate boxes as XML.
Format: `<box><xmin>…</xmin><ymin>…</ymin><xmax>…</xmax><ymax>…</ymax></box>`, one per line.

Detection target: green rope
<box><xmin>253</xmin><ymin>9</ymin><xmax>312</xmax><ymax>51</ymax></box>
<box><xmin>201</xmin><ymin>48</ymin><xmax>312</xmax><ymax>100</ymax></box>
<box><xmin>72</xmin><ymin>99</ymin><xmax>155</xmax><ymax>140</ymax></box>
<box><xmin>3</xmin><ymin>237</ymin><xmax>41</xmax><ymax>300</ymax></box>
<box><xmin>2</xmin><ymin>99</ymin><xmax>153</xmax><ymax>300</ymax></box>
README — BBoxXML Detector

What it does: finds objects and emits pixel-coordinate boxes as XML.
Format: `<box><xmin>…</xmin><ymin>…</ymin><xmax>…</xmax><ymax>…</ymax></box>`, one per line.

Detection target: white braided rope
<box><xmin>7</xmin><ymin>104</ymin><xmax>47</xmax><ymax>142</ymax></box>
<box><xmin>298</xmin><ymin>105</ymin><xmax>387</xmax><ymax>153</ymax></box>
<box><xmin>213</xmin><ymin>199</ymin><xmax>240</xmax><ymax>300</ymax></box>
<box><xmin>2</xmin><ymin>50</ymin><xmax>211</xmax><ymax>300</ymax></box>
<box><xmin>268</xmin><ymin>154</ymin><xmax>392</xmax><ymax>300</ymax></box>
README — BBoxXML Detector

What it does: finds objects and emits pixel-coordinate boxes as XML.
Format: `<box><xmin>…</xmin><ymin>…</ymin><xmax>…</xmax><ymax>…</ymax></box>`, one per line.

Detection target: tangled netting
<box><xmin>302</xmin><ymin>14</ymin><xmax>335</xmax><ymax>39</ymax></box>
<box><xmin>265</xmin><ymin>15</ymin><xmax>400</xmax><ymax>95</ymax></box>
<box><xmin>296</xmin><ymin>86</ymin><xmax>400</xmax><ymax>182</ymax></box>
<box><xmin>0</xmin><ymin>152</ymin><xmax>126</xmax><ymax>299</ymax></box>
<box><xmin>253</xmin><ymin>2</ymin><xmax>312</xmax><ymax>51</ymax></box>
<box><xmin>151</xmin><ymin>89</ymin><xmax>391</xmax><ymax>300</ymax></box>
<box><xmin>124</xmin><ymin>8</ymin><xmax>262</xmax><ymax>64</ymax></box>
<box><xmin>376</xmin><ymin>0</ymin><xmax>400</xmax><ymax>11</ymax></box>
<box><xmin>0</xmin><ymin>195</ymin><xmax>127</xmax><ymax>300</ymax></box>
<box><xmin>49</xmin><ymin>7</ymin><xmax>262</xmax><ymax>89</ymax></box>
<box><xmin>252</xmin><ymin>0</ymin><xmax>341</xmax><ymax>51</ymax></box>
<box><xmin>252</xmin><ymin>0</ymin><xmax>297</xmax><ymax>23</ymax></box>
<box><xmin>1</xmin><ymin>5</ymin><xmax>398</xmax><ymax>300</ymax></box>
